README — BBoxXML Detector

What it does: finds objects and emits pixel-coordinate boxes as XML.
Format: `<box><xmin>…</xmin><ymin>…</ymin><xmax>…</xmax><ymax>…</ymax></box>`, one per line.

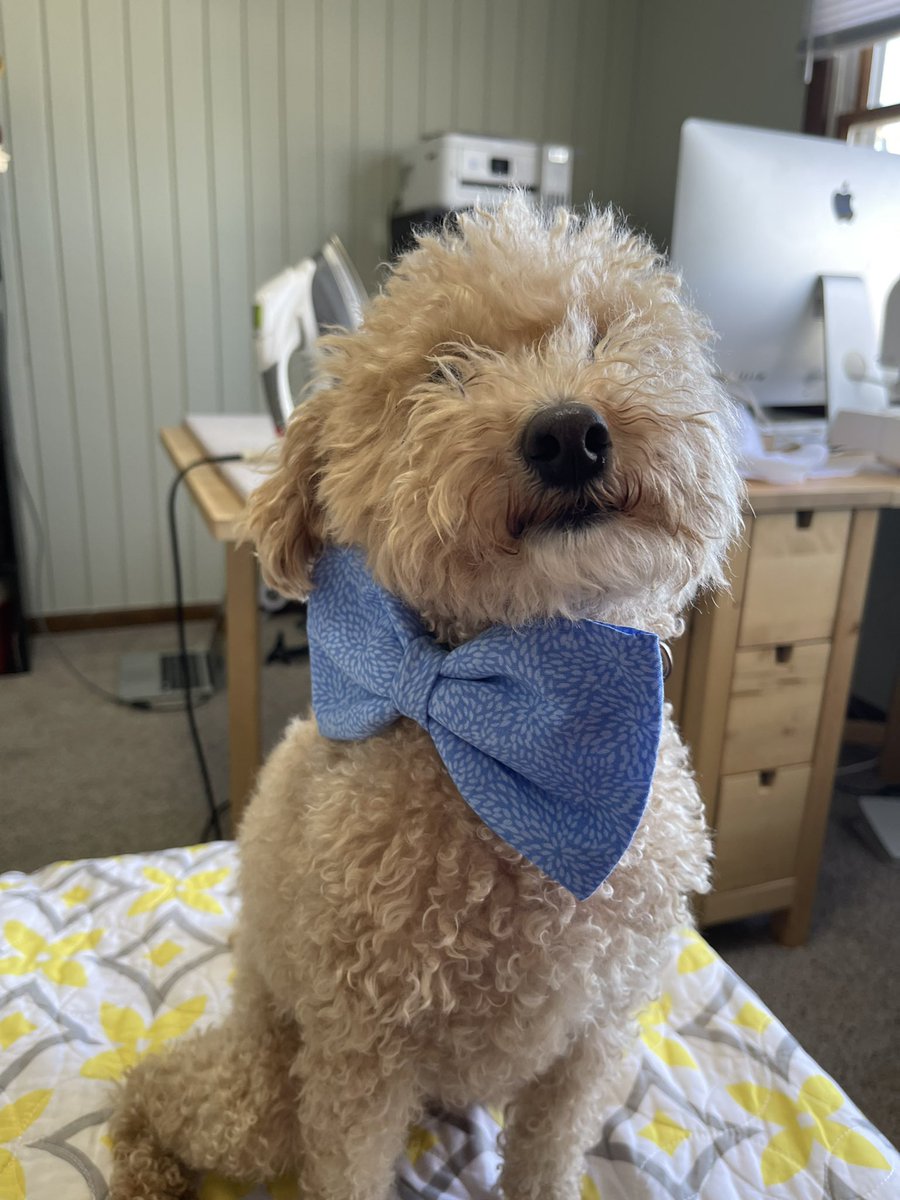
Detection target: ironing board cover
<box><xmin>0</xmin><ymin>843</ymin><xmax>895</xmax><ymax>1200</ymax></box>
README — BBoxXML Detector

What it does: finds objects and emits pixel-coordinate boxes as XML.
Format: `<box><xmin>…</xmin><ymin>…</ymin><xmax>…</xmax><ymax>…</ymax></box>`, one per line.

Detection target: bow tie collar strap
<box><xmin>307</xmin><ymin>546</ymin><xmax>664</xmax><ymax>901</ymax></box>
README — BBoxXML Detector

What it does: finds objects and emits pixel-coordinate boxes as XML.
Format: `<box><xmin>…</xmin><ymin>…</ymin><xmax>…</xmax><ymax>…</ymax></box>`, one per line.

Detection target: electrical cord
<box><xmin>13</xmin><ymin>437</ymin><xmax>248</xmax><ymax>841</ymax></box>
<box><xmin>835</xmin><ymin>756</ymin><xmax>880</xmax><ymax>777</ymax></box>
<box><xmin>167</xmin><ymin>454</ymin><xmax>242</xmax><ymax>841</ymax></box>
<box><xmin>201</xmin><ymin>800</ymin><xmax>230</xmax><ymax>842</ymax></box>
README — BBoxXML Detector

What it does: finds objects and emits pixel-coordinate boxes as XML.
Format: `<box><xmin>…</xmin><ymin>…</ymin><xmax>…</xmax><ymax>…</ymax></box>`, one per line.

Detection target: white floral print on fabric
<box><xmin>0</xmin><ymin>846</ymin><xmax>896</xmax><ymax>1199</ymax></box>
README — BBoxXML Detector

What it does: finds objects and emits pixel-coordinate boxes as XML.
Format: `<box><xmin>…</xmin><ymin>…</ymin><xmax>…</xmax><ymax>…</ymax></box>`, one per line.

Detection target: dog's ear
<box><xmin>243</xmin><ymin>397</ymin><xmax>326</xmax><ymax>598</ymax></box>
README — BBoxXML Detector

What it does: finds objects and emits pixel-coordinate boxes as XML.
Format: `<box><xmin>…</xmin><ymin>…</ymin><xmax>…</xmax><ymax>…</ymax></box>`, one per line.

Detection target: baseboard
<box><xmin>28</xmin><ymin>603</ymin><xmax>221</xmax><ymax>633</ymax></box>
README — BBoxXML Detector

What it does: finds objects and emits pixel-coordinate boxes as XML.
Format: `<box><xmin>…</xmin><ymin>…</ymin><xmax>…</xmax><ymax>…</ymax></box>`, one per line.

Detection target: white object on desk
<box><xmin>185</xmin><ymin>414</ymin><xmax>278</xmax><ymax>499</ymax></box>
<box><xmin>830</xmin><ymin>408</ymin><xmax>900</xmax><ymax>469</ymax></box>
<box><xmin>737</xmin><ymin>407</ymin><xmax>876</xmax><ymax>484</ymax></box>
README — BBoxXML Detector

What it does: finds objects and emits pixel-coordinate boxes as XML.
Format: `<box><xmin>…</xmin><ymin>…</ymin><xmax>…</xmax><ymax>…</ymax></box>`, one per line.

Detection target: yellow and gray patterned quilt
<box><xmin>0</xmin><ymin>843</ymin><xmax>896</xmax><ymax>1199</ymax></box>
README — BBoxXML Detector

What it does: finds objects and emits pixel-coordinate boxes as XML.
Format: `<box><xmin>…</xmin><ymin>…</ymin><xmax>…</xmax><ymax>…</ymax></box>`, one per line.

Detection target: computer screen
<box><xmin>670</xmin><ymin>119</ymin><xmax>900</xmax><ymax>412</ymax></box>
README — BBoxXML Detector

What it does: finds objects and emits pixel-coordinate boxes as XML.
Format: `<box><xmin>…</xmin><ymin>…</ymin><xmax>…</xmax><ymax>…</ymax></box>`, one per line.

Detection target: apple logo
<box><xmin>832</xmin><ymin>184</ymin><xmax>854</xmax><ymax>221</ymax></box>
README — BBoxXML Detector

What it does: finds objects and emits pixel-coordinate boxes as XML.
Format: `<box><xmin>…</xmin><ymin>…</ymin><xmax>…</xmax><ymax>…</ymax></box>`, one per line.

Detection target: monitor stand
<box><xmin>821</xmin><ymin>274</ymin><xmax>900</xmax><ymax>466</ymax></box>
<box><xmin>819</xmin><ymin>274</ymin><xmax>886</xmax><ymax>417</ymax></box>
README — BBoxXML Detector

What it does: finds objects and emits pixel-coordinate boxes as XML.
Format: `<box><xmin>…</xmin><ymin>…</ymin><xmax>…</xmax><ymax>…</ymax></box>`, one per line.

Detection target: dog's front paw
<box><xmin>108</xmin><ymin>1157</ymin><xmax>197</xmax><ymax>1200</ymax></box>
<box><xmin>108</xmin><ymin>1088</ymin><xmax>198</xmax><ymax>1200</ymax></box>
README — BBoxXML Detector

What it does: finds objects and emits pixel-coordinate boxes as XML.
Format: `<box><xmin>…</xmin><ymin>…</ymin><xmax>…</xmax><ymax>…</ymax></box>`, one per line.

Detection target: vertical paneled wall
<box><xmin>0</xmin><ymin>0</ymin><xmax>639</xmax><ymax>614</ymax></box>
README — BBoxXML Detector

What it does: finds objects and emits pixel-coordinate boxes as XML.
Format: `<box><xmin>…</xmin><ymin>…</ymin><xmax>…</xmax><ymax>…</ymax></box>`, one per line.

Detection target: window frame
<box><xmin>804</xmin><ymin>38</ymin><xmax>900</xmax><ymax>143</ymax></box>
<box><xmin>837</xmin><ymin>98</ymin><xmax>900</xmax><ymax>138</ymax></box>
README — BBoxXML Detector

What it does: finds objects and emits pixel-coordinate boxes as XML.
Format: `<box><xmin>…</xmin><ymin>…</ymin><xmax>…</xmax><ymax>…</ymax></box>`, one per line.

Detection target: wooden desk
<box><xmin>160</xmin><ymin>426</ymin><xmax>260</xmax><ymax>824</ymax></box>
<box><xmin>162</xmin><ymin>423</ymin><xmax>900</xmax><ymax>939</ymax></box>
<box><xmin>669</xmin><ymin>471</ymin><xmax>900</xmax><ymax>945</ymax></box>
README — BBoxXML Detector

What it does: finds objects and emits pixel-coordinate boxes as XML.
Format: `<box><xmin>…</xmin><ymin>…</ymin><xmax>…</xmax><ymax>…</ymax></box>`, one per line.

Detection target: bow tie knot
<box><xmin>392</xmin><ymin>634</ymin><xmax>446</xmax><ymax>727</ymax></box>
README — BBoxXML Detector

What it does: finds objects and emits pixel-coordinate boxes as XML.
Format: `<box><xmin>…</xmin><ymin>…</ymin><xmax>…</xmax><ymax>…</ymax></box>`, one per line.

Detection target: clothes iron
<box><xmin>253</xmin><ymin>236</ymin><xmax>367</xmax><ymax>432</ymax></box>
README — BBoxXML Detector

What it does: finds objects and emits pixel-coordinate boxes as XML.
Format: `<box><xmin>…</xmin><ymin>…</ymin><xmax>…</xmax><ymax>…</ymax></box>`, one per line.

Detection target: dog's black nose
<box><xmin>521</xmin><ymin>403</ymin><xmax>611</xmax><ymax>491</ymax></box>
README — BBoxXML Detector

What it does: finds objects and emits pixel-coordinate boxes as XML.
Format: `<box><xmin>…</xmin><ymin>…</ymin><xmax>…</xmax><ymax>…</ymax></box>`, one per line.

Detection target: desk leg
<box><xmin>225</xmin><ymin>541</ymin><xmax>261</xmax><ymax>830</ymax></box>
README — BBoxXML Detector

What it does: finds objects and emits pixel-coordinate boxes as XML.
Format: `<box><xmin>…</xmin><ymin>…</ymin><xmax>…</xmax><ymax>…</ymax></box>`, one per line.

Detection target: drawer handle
<box><xmin>759</xmin><ymin>770</ymin><xmax>777</xmax><ymax>788</ymax></box>
<box><xmin>775</xmin><ymin>645</ymin><xmax>793</xmax><ymax>665</ymax></box>
<box><xmin>795</xmin><ymin>510</ymin><xmax>814</xmax><ymax>529</ymax></box>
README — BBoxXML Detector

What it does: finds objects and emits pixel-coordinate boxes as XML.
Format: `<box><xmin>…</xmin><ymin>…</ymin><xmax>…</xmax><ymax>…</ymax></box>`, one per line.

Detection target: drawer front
<box><xmin>722</xmin><ymin>642</ymin><xmax>829</xmax><ymax>774</ymax></box>
<box><xmin>713</xmin><ymin>765</ymin><xmax>810</xmax><ymax>891</ymax></box>
<box><xmin>738</xmin><ymin>510</ymin><xmax>850</xmax><ymax>647</ymax></box>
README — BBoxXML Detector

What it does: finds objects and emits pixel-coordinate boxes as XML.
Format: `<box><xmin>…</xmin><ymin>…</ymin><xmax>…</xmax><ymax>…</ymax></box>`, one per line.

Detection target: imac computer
<box><xmin>670</xmin><ymin>119</ymin><xmax>900</xmax><ymax>454</ymax></box>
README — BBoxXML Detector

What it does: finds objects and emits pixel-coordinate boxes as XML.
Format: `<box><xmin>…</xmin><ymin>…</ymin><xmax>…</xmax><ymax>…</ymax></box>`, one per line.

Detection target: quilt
<box><xmin>0</xmin><ymin>843</ymin><xmax>896</xmax><ymax>1199</ymax></box>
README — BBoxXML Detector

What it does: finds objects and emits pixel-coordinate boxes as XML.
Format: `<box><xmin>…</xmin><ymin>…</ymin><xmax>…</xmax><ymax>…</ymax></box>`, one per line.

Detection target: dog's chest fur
<box><xmin>239</xmin><ymin>712</ymin><xmax>707</xmax><ymax>1105</ymax></box>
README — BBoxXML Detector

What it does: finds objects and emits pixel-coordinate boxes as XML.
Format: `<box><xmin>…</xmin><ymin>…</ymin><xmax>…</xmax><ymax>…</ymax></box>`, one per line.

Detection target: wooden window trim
<box><xmin>856</xmin><ymin>46</ymin><xmax>874</xmax><ymax>110</ymax></box>
<box><xmin>837</xmin><ymin>98</ymin><xmax>900</xmax><ymax>139</ymax></box>
<box><xmin>805</xmin><ymin>42</ymin><xmax>898</xmax><ymax>141</ymax></box>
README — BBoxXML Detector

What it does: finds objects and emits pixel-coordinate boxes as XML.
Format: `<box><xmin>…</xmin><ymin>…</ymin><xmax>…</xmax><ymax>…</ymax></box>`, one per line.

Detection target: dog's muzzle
<box><xmin>521</xmin><ymin>403</ymin><xmax>610</xmax><ymax>491</ymax></box>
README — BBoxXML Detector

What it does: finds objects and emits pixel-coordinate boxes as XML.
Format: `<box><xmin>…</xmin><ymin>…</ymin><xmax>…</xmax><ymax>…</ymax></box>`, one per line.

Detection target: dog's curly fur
<box><xmin>109</xmin><ymin>197</ymin><xmax>744</xmax><ymax>1200</ymax></box>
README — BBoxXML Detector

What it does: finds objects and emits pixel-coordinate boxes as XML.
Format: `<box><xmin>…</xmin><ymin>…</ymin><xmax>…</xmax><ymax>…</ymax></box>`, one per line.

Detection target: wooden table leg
<box><xmin>225</xmin><ymin>541</ymin><xmax>261</xmax><ymax>829</ymax></box>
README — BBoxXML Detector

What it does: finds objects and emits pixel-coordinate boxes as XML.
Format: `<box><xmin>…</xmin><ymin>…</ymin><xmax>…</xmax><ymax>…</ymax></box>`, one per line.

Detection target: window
<box><xmin>838</xmin><ymin>34</ymin><xmax>900</xmax><ymax>150</ymax></box>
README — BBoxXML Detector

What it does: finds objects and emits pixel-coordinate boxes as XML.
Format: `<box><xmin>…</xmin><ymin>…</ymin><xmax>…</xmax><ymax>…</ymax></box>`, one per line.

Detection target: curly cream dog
<box><xmin>110</xmin><ymin>197</ymin><xmax>743</xmax><ymax>1200</ymax></box>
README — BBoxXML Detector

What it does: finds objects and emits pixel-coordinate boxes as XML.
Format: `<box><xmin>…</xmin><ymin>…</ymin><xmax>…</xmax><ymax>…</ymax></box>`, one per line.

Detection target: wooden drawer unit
<box><xmin>722</xmin><ymin>642</ymin><xmax>830</xmax><ymax>774</ymax></box>
<box><xmin>738</xmin><ymin>510</ymin><xmax>850</xmax><ymax>646</ymax></box>
<box><xmin>713</xmin><ymin>765</ymin><xmax>810</xmax><ymax>892</ymax></box>
<box><xmin>678</xmin><ymin>498</ymin><xmax>880</xmax><ymax>944</ymax></box>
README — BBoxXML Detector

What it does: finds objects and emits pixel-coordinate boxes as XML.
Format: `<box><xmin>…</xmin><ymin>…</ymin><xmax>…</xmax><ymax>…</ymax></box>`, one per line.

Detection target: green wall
<box><xmin>622</xmin><ymin>0</ymin><xmax>808</xmax><ymax>249</ymax></box>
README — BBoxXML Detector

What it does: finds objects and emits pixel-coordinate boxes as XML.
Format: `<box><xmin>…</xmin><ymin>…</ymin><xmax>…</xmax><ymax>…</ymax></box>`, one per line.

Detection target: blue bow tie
<box><xmin>306</xmin><ymin>546</ymin><xmax>664</xmax><ymax>900</ymax></box>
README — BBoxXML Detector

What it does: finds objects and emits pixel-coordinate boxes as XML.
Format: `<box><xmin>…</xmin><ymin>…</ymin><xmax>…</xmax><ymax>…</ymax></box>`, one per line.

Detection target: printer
<box><xmin>391</xmin><ymin>132</ymin><xmax>574</xmax><ymax>256</ymax></box>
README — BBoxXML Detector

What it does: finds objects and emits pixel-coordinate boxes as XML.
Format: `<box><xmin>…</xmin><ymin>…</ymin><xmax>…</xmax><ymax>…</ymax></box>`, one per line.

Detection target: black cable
<box><xmin>15</xmin><ymin>434</ymin><xmax>242</xmax><ymax>836</ymax></box>
<box><xmin>167</xmin><ymin>455</ymin><xmax>242</xmax><ymax>841</ymax></box>
<box><xmin>201</xmin><ymin>800</ymin><xmax>230</xmax><ymax>843</ymax></box>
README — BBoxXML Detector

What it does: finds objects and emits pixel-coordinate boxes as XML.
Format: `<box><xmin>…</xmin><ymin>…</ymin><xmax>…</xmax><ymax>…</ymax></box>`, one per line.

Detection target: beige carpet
<box><xmin>1</xmin><ymin>622</ymin><xmax>897</xmax><ymax>1143</ymax></box>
